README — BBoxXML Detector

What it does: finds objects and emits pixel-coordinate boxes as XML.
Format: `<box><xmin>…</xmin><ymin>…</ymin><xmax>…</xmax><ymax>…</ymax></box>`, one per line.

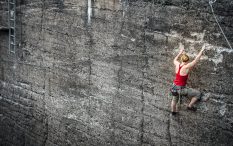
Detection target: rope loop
<box><xmin>209</xmin><ymin>0</ymin><xmax>217</xmax><ymax>5</ymax></box>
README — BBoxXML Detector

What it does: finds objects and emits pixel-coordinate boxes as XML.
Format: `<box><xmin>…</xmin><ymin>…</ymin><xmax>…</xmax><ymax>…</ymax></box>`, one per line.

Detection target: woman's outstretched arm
<box><xmin>173</xmin><ymin>42</ymin><xmax>184</xmax><ymax>66</ymax></box>
<box><xmin>185</xmin><ymin>44</ymin><xmax>206</xmax><ymax>68</ymax></box>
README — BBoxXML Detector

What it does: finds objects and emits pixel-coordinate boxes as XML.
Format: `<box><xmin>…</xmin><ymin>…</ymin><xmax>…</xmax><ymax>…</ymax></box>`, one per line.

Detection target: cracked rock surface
<box><xmin>0</xmin><ymin>0</ymin><xmax>233</xmax><ymax>145</ymax></box>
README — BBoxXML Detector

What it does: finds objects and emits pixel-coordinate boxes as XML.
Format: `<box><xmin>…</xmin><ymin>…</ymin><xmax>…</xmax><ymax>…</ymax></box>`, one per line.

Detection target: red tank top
<box><xmin>174</xmin><ymin>65</ymin><xmax>189</xmax><ymax>86</ymax></box>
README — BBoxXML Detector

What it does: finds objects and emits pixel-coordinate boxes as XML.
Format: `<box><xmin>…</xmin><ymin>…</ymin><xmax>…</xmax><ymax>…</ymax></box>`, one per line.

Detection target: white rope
<box><xmin>209</xmin><ymin>0</ymin><xmax>217</xmax><ymax>4</ymax></box>
<box><xmin>209</xmin><ymin>0</ymin><xmax>233</xmax><ymax>49</ymax></box>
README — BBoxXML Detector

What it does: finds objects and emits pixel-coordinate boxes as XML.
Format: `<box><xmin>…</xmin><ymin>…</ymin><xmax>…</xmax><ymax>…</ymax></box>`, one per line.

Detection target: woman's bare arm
<box><xmin>173</xmin><ymin>42</ymin><xmax>184</xmax><ymax>66</ymax></box>
<box><xmin>185</xmin><ymin>44</ymin><xmax>206</xmax><ymax>68</ymax></box>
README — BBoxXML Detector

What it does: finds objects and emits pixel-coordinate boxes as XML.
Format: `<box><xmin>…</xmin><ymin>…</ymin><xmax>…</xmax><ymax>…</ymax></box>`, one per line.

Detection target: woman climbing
<box><xmin>170</xmin><ymin>42</ymin><xmax>206</xmax><ymax>115</ymax></box>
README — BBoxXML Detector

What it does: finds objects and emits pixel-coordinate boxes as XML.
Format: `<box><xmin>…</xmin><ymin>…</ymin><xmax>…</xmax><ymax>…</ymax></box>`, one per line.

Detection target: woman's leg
<box><xmin>171</xmin><ymin>97</ymin><xmax>178</xmax><ymax>114</ymax></box>
<box><xmin>185</xmin><ymin>88</ymin><xmax>201</xmax><ymax>110</ymax></box>
<box><xmin>188</xmin><ymin>97</ymin><xmax>198</xmax><ymax>108</ymax></box>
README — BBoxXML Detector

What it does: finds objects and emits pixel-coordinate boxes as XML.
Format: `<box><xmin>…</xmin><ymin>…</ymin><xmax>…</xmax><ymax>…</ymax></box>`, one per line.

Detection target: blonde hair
<box><xmin>180</xmin><ymin>54</ymin><xmax>189</xmax><ymax>62</ymax></box>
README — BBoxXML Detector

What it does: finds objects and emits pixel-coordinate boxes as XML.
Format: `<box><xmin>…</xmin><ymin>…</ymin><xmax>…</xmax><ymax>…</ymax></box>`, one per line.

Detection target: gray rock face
<box><xmin>0</xmin><ymin>0</ymin><xmax>233</xmax><ymax>145</ymax></box>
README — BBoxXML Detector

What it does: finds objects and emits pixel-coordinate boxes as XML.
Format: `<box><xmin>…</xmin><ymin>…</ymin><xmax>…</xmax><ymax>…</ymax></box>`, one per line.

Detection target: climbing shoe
<box><xmin>201</xmin><ymin>93</ymin><xmax>211</xmax><ymax>102</ymax></box>
<box><xmin>187</xmin><ymin>106</ymin><xmax>197</xmax><ymax>112</ymax></box>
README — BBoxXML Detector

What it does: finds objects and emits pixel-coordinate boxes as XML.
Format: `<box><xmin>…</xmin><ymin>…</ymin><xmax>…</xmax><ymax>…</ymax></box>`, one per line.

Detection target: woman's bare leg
<box><xmin>188</xmin><ymin>97</ymin><xmax>198</xmax><ymax>107</ymax></box>
<box><xmin>171</xmin><ymin>99</ymin><xmax>177</xmax><ymax>113</ymax></box>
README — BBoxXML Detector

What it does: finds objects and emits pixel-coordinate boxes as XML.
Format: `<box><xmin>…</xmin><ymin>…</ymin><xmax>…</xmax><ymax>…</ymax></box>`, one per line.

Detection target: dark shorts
<box><xmin>171</xmin><ymin>85</ymin><xmax>202</xmax><ymax>102</ymax></box>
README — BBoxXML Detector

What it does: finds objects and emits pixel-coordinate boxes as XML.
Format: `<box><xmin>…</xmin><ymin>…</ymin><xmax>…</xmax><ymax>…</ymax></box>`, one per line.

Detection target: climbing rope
<box><xmin>209</xmin><ymin>0</ymin><xmax>233</xmax><ymax>49</ymax></box>
<box><xmin>209</xmin><ymin>0</ymin><xmax>217</xmax><ymax>4</ymax></box>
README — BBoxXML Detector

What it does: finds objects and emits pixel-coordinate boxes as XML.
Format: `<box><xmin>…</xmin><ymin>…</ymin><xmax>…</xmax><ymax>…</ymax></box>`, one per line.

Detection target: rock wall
<box><xmin>0</xmin><ymin>0</ymin><xmax>233</xmax><ymax>145</ymax></box>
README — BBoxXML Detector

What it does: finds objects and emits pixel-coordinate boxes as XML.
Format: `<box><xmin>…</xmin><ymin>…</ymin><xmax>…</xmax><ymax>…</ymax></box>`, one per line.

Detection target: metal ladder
<box><xmin>8</xmin><ymin>0</ymin><xmax>16</xmax><ymax>54</ymax></box>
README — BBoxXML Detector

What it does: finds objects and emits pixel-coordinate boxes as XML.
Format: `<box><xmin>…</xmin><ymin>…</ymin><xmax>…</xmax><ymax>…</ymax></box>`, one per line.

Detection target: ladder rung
<box><xmin>8</xmin><ymin>0</ymin><xmax>16</xmax><ymax>54</ymax></box>
<box><xmin>10</xmin><ymin>51</ymin><xmax>15</xmax><ymax>54</ymax></box>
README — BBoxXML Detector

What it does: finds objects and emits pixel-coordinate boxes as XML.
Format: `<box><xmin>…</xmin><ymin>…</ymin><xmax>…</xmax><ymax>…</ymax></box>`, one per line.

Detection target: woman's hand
<box><xmin>174</xmin><ymin>42</ymin><xmax>184</xmax><ymax>65</ymax></box>
<box><xmin>201</xmin><ymin>43</ymin><xmax>206</xmax><ymax>52</ymax></box>
<box><xmin>179</xmin><ymin>42</ymin><xmax>184</xmax><ymax>54</ymax></box>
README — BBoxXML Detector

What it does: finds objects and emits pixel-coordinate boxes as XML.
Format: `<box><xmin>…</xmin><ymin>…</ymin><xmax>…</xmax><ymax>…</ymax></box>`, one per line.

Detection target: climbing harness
<box><xmin>170</xmin><ymin>85</ymin><xmax>185</xmax><ymax>106</ymax></box>
<box><xmin>209</xmin><ymin>0</ymin><xmax>233</xmax><ymax>49</ymax></box>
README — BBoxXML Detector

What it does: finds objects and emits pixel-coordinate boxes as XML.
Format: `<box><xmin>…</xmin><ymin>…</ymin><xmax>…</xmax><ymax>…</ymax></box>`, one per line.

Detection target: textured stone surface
<box><xmin>0</xmin><ymin>0</ymin><xmax>233</xmax><ymax>145</ymax></box>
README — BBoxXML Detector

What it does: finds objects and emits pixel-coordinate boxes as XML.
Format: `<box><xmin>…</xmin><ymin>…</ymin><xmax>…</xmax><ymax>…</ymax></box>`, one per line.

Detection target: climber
<box><xmin>170</xmin><ymin>42</ymin><xmax>206</xmax><ymax>115</ymax></box>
